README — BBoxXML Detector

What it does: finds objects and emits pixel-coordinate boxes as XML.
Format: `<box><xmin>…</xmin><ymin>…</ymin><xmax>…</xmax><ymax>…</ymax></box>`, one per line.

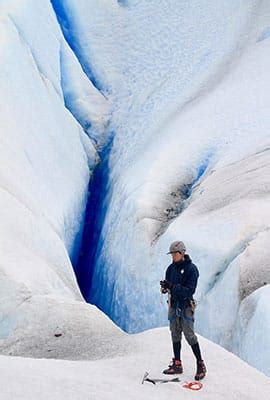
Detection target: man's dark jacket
<box><xmin>165</xmin><ymin>254</ymin><xmax>199</xmax><ymax>310</ymax></box>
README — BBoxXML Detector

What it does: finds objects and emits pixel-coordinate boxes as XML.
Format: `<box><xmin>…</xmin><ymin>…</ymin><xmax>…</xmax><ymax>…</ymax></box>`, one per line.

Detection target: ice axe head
<box><xmin>142</xmin><ymin>372</ymin><xmax>149</xmax><ymax>384</ymax></box>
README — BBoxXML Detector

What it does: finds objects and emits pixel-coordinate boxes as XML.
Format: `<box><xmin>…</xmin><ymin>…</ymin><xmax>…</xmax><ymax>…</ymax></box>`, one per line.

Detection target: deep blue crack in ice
<box><xmin>50</xmin><ymin>0</ymin><xmax>103</xmax><ymax>90</ymax></box>
<box><xmin>74</xmin><ymin>137</ymin><xmax>113</xmax><ymax>300</ymax></box>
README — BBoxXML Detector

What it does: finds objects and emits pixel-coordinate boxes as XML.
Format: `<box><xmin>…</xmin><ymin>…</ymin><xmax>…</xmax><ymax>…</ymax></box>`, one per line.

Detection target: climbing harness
<box><xmin>189</xmin><ymin>297</ymin><xmax>197</xmax><ymax>312</ymax></box>
<box><xmin>176</xmin><ymin>307</ymin><xmax>182</xmax><ymax>317</ymax></box>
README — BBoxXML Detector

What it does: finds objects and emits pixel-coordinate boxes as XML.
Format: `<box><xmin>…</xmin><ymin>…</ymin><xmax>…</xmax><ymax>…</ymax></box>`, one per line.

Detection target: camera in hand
<box><xmin>160</xmin><ymin>280</ymin><xmax>169</xmax><ymax>294</ymax></box>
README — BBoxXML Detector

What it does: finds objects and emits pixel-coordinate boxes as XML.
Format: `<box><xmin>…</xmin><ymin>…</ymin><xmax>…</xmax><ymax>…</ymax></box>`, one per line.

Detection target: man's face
<box><xmin>171</xmin><ymin>251</ymin><xmax>185</xmax><ymax>262</ymax></box>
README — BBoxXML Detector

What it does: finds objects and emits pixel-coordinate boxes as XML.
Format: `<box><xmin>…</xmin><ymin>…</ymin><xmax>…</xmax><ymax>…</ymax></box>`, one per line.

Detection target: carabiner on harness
<box><xmin>176</xmin><ymin>307</ymin><xmax>182</xmax><ymax>317</ymax></box>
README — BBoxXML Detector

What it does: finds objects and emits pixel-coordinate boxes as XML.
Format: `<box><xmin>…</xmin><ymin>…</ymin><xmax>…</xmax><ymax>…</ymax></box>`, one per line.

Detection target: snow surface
<box><xmin>1</xmin><ymin>328</ymin><xmax>270</xmax><ymax>400</ymax></box>
<box><xmin>55</xmin><ymin>0</ymin><xmax>270</xmax><ymax>377</ymax></box>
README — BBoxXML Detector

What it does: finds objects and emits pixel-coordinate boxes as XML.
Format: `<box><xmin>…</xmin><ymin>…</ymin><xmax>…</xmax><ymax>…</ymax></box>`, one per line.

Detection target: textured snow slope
<box><xmin>57</xmin><ymin>0</ymin><xmax>270</xmax><ymax>376</ymax></box>
<box><xmin>0</xmin><ymin>328</ymin><xmax>270</xmax><ymax>400</ymax></box>
<box><xmin>0</xmin><ymin>0</ymin><xmax>113</xmax><ymax>357</ymax></box>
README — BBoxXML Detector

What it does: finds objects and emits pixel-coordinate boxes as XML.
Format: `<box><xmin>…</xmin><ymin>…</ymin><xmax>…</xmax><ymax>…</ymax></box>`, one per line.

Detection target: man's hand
<box><xmin>160</xmin><ymin>279</ymin><xmax>174</xmax><ymax>292</ymax></box>
<box><xmin>160</xmin><ymin>280</ymin><xmax>168</xmax><ymax>294</ymax></box>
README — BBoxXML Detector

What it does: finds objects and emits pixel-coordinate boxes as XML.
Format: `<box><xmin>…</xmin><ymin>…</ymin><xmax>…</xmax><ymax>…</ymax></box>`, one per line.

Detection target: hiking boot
<box><xmin>195</xmin><ymin>360</ymin><xmax>207</xmax><ymax>380</ymax></box>
<box><xmin>167</xmin><ymin>358</ymin><xmax>175</xmax><ymax>368</ymax></box>
<box><xmin>163</xmin><ymin>359</ymin><xmax>183</xmax><ymax>374</ymax></box>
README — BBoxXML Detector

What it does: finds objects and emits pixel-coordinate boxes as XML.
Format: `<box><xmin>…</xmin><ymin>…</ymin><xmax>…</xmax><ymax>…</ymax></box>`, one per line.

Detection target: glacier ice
<box><xmin>1</xmin><ymin>328</ymin><xmax>270</xmax><ymax>399</ymax></box>
<box><xmin>0</xmin><ymin>0</ymin><xmax>117</xmax><ymax>358</ymax></box>
<box><xmin>0</xmin><ymin>0</ymin><xmax>270</xmax><ymax>380</ymax></box>
<box><xmin>57</xmin><ymin>0</ymin><xmax>270</xmax><ymax>376</ymax></box>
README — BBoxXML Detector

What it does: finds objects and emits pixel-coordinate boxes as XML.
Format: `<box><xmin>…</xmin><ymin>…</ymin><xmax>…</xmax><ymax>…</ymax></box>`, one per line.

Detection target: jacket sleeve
<box><xmin>171</xmin><ymin>267</ymin><xmax>199</xmax><ymax>300</ymax></box>
<box><xmin>165</xmin><ymin>265</ymin><xmax>171</xmax><ymax>281</ymax></box>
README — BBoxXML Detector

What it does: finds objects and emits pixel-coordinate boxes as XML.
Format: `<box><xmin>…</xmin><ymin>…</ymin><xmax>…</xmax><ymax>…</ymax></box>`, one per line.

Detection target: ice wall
<box><xmin>0</xmin><ymin>0</ymin><xmax>128</xmax><ymax>359</ymax></box>
<box><xmin>1</xmin><ymin>0</ymin><xmax>270</xmax><ymax>376</ymax></box>
<box><xmin>56</xmin><ymin>0</ymin><xmax>270</xmax><ymax>375</ymax></box>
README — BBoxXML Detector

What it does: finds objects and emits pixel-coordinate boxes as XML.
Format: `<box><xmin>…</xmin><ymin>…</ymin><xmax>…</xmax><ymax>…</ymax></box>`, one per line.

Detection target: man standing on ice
<box><xmin>160</xmin><ymin>241</ymin><xmax>207</xmax><ymax>380</ymax></box>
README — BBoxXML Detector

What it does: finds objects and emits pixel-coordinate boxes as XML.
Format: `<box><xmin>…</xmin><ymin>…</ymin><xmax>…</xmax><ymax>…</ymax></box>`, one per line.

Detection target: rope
<box><xmin>183</xmin><ymin>381</ymin><xmax>203</xmax><ymax>391</ymax></box>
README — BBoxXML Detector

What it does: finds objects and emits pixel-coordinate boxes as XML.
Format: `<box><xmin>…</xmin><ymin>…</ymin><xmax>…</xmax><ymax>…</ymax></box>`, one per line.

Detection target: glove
<box><xmin>160</xmin><ymin>279</ymin><xmax>174</xmax><ymax>291</ymax></box>
<box><xmin>160</xmin><ymin>279</ymin><xmax>168</xmax><ymax>293</ymax></box>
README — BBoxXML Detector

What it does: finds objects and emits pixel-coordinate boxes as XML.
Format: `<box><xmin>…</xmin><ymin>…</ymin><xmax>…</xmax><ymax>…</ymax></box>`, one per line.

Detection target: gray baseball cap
<box><xmin>167</xmin><ymin>241</ymin><xmax>186</xmax><ymax>254</ymax></box>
